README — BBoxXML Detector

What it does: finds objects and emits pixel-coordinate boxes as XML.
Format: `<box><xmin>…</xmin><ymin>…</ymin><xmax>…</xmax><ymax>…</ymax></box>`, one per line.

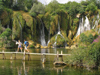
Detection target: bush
<box><xmin>80</xmin><ymin>33</ymin><xmax>94</xmax><ymax>44</ymax></box>
<box><xmin>86</xmin><ymin>2</ymin><xmax>97</xmax><ymax>13</ymax></box>
<box><xmin>66</xmin><ymin>41</ymin><xmax>100</xmax><ymax>68</ymax></box>
<box><xmin>29</xmin><ymin>12</ymin><xmax>37</xmax><ymax>17</ymax></box>
<box><xmin>87</xmin><ymin>34</ymin><xmax>94</xmax><ymax>43</ymax></box>
<box><xmin>80</xmin><ymin>33</ymin><xmax>87</xmax><ymax>42</ymax></box>
<box><xmin>0</xmin><ymin>28</ymin><xmax>12</xmax><ymax>38</ymax></box>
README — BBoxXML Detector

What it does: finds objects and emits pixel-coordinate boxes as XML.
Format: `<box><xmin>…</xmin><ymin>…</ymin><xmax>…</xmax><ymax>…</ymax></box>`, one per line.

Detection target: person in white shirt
<box><xmin>16</xmin><ymin>40</ymin><xmax>22</xmax><ymax>52</ymax></box>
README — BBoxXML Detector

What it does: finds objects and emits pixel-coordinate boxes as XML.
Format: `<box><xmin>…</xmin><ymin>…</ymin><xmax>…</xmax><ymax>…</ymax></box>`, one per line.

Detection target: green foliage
<box><xmin>43</xmin><ymin>12</ymin><xmax>51</xmax><ymax>30</ymax></box>
<box><xmin>29</xmin><ymin>2</ymin><xmax>45</xmax><ymax>14</ymax></box>
<box><xmin>80</xmin><ymin>33</ymin><xmax>94</xmax><ymax>44</ymax></box>
<box><xmin>64</xmin><ymin>2</ymin><xmax>84</xmax><ymax>17</ymax></box>
<box><xmin>66</xmin><ymin>41</ymin><xmax>100</xmax><ymax>68</ymax></box>
<box><xmin>86</xmin><ymin>0</ymin><xmax>100</xmax><ymax>9</ymax></box>
<box><xmin>0</xmin><ymin>21</ymin><xmax>2</xmax><ymax>33</ymax></box>
<box><xmin>5</xmin><ymin>8</ymin><xmax>13</xmax><ymax>14</ymax></box>
<box><xmin>56</xmin><ymin>35</ymin><xmax>65</xmax><ymax>46</ymax></box>
<box><xmin>96</xmin><ymin>0</ymin><xmax>100</xmax><ymax>9</ymax></box>
<box><xmin>86</xmin><ymin>2</ymin><xmax>97</xmax><ymax>13</ymax></box>
<box><xmin>29</xmin><ymin>45</ymin><xmax>35</xmax><ymax>48</ymax></box>
<box><xmin>29</xmin><ymin>12</ymin><xmax>37</xmax><ymax>17</ymax></box>
<box><xmin>12</xmin><ymin>0</ymin><xmax>37</xmax><ymax>11</ymax></box>
<box><xmin>0</xmin><ymin>0</ymin><xmax>3</xmax><ymax>13</ymax></box>
<box><xmin>0</xmin><ymin>28</ymin><xmax>12</xmax><ymax>38</ymax></box>
<box><xmin>45</xmin><ymin>0</ymin><xmax>59</xmax><ymax>14</ymax></box>
<box><xmin>80</xmin><ymin>33</ymin><xmax>87</xmax><ymax>42</ymax></box>
<box><xmin>87</xmin><ymin>42</ymin><xmax>100</xmax><ymax>66</ymax></box>
<box><xmin>0</xmin><ymin>0</ymin><xmax>100</xmax><ymax>48</ymax></box>
<box><xmin>2</xmin><ymin>0</ymin><xmax>13</xmax><ymax>8</ymax></box>
<box><xmin>87</xmin><ymin>34</ymin><xmax>94</xmax><ymax>43</ymax></box>
<box><xmin>12</xmin><ymin>12</ymin><xmax>25</xmax><ymax>40</ymax></box>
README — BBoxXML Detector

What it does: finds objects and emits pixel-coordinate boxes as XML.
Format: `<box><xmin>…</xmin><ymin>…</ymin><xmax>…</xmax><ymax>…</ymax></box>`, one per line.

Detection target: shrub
<box><xmin>80</xmin><ymin>33</ymin><xmax>95</xmax><ymax>44</ymax></box>
<box><xmin>80</xmin><ymin>33</ymin><xmax>87</xmax><ymax>42</ymax></box>
<box><xmin>0</xmin><ymin>28</ymin><xmax>12</xmax><ymax>38</ymax></box>
<box><xmin>87</xmin><ymin>34</ymin><xmax>94</xmax><ymax>43</ymax></box>
<box><xmin>66</xmin><ymin>41</ymin><xmax>100</xmax><ymax>68</ymax></box>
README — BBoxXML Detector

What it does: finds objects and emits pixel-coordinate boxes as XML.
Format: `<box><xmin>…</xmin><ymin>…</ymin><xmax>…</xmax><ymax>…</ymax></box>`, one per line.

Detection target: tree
<box><xmin>45</xmin><ymin>0</ymin><xmax>59</xmax><ymax>14</ymax></box>
<box><xmin>80</xmin><ymin>33</ymin><xmax>87</xmax><ymax>43</ymax></box>
<box><xmin>64</xmin><ymin>1</ymin><xmax>84</xmax><ymax>17</ymax></box>
<box><xmin>2</xmin><ymin>0</ymin><xmax>13</xmax><ymax>8</ymax></box>
<box><xmin>29</xmin><ymin>2</ymin><xmax>45</xmax><ymax>14</ymax></box>
<box><xmin>12</xmin><ymin>0</ymin><xmax>38</xmax><ymax>11</ymax></box>
<box><xmin>96</xmin><ymin>0</ymin><xmax>100</xmax><ymax>9</ymax></box>
<box><xmin>0</xmin><ymin>0</ymin><xmax>3</xmax><ymax>13</ymax></box>
<box><xmin>86</xmin><ymin>0</ymin><xmax>100</xmax><ymax>9</ymax></box>
<box><xmin>86</xmin><ymin>2</ymin><xmax>97</xmax><ymax>12</ymax></box>
<box><xmin>0</xmin><ymin>28</ymin><xmax>12</xmax><ymax>38</ymax></box>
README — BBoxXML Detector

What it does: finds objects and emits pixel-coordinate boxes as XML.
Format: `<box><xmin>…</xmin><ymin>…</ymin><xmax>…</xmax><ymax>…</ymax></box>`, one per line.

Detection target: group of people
<box><xmin>16</xmin><ymin>40</ymin><xmax>29</xmax><ymax>52</ymax></box>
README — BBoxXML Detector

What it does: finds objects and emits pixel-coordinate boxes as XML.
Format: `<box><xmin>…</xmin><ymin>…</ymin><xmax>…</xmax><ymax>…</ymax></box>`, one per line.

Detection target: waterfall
<box><xmin>97</xmin><ymin>13</ymin><xmax>100</xmax><ymax>20</ymax></box>
<box><xmin>13</xmin><ymin>0</ymin><xmax>18</xmax><ymax>6</ymax></box>
<box><xmin>96</xmin><ymin>13</ymin><xmax>100</xmax><ymax>34</ymax></box>
<box><xmin>47</xmin><ymin>26</ymin><xmax>50</xmax><ymax>45</ymax></box>
<box><xmin>40</xmin><ymin>19</ymin><xmax>46</xmax><ymax>46</ymax></box>
<box><xmin>76</xmin><ymin>16</ymin><xmax>90</xmax><ymax>36</ymax></box>
<box><xmin>84</xmin><ymin>16</ymin><xmax>90</xmax><ymax>31</ymax></box>
<box><xmin>15</xmin><ymin>0</ymin><xmax>18</xmax><ymax>4</ymax></box>
<box><xmin>53</xmin><ymin>21</ymin><xmax>65</xmax><ymax>47</ymax></box>
<box><xmin>76</xmin><ymin>17</ymin><xmax>84</xmax><ymax>36</ymax></box>
<box><xmin>7</xmin><ymin>24</ymin><xmax>9</xmax><ymax>28</ymax></box>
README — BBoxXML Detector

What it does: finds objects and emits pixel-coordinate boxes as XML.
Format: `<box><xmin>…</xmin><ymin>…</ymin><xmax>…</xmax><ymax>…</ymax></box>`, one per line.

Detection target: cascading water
<box><xmin>76</xmin><ymin>16</ymin><xmax>90</xmax><ymax>36</ymax></box>
<box><xmin>16</xmin><ymin>0</ymin><xmax>18</xmax><ymax>4</ymax></box>
<box><xmin>13</xmin><ymin>0</ymin><xmax>18</xmax><ymax>6</ymax></box>
<box><xmin>7</xmin><ymin>25</ymin><xmax>9</xmax><ymax>28</ymax></box>
<box><xmin>96</xmin><ymin>13</ymin><xmax>100</xmax><ymax>34</ymax></box>
<box><xmin>53</xmin><ymin>21</ymin><xmax>65</xmax><ymax>47</ymax></box>
<box><xmin>76</xmin><ymin>17</ymin><xmax>84</xmax><ymax>36</ymax></box>
<box><xmin>84</xmin><ymin>16</ymin><xmax>90</xmax><ymax>31</ymax></box>
<box><xmin>47</xmin><ymin>27</ymin><xmax>50</xmax><ymax>45</ymax></box>
<box><xmin>40</xmin><ymin>19</ymin><xmax>46</xmax><ymax>46</ymax></box>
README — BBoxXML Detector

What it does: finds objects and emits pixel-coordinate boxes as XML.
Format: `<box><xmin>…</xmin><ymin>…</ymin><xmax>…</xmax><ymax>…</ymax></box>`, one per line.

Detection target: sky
<box><xmin>38</xmin><ymin>0</ymin><xmax>86</xmax><ymax>5</ymax></box>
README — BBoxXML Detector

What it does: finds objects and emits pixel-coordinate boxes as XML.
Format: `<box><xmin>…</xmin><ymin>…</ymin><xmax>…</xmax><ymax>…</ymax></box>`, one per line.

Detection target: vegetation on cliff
<box><xmin>0</xmin><ymin>0</ymin><xmax>100</xmax><ymax>69</ymax></box>
<box><xmin>0</xmin><ymin>0</ymin><xmax>100</xmax><ymax>48</ymax></box>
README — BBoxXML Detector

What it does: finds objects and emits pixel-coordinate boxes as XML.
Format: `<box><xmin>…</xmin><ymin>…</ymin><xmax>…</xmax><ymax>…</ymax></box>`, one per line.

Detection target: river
<box><xmin>0</xmin><ymin>48</ymin><xmax>100</xmax><ymax>75</ymax></box>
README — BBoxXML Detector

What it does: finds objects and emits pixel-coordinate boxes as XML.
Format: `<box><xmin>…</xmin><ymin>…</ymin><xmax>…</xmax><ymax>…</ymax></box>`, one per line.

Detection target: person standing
<box><xmin>16</xmin><ymin>40</ymin><xmax>22</xmax><ymax>52</ymax></box>
<box><xmin>24</xmin><ymin>40</ymin><xmax>29</xmax><ymax>52</ymax></box>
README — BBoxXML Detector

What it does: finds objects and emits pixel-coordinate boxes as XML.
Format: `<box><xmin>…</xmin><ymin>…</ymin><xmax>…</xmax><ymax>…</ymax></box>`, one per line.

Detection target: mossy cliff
<box><xmin>0</xmin><ymin>8</ymin><xmax>100</xmax><ymax>48</ymax></box>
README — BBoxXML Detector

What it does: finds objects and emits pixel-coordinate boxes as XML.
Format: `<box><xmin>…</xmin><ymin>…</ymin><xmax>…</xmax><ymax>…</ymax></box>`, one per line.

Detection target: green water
<box><xmin>0</xmin><ymin>60</ymin><xmax>100</xmax><ymax>75</ymax></box>
<box><xmin>0</xmin><ymin>48</ymin><xmax>100</xmax><ymax>75</ymax></box>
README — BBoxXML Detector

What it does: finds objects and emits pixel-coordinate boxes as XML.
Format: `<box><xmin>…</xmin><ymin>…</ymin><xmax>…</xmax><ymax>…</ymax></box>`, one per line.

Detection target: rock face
<box><xmin>0</xmin><ymin>9</ymin><xmax>100</xmax><ymax>48</ymax></box>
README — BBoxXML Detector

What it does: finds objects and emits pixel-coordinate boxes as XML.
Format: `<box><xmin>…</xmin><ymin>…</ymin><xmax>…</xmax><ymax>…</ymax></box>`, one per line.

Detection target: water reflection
<box><xmin>22</xmin><ymin>61</ymin><xmax>29</xmax><ymax>75</ymax></box>
<box><xmin>0</xmin><ymin>60</ymin><xmax>100</xmax><ymax>75</ymax></box>
<box><xmin>17</xmin><ymin>66</ymin><xmax>22</xmax><ymax>75</ymax></box>
<box><xmin>40</xmin><ymin>48</ymin><xmax>57</xmax><ymax>54</ymax></box>
<box><xmin>41</xmin><ymin>49</ymin><xmax>46</xmax><ymax>53</ymax></box>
